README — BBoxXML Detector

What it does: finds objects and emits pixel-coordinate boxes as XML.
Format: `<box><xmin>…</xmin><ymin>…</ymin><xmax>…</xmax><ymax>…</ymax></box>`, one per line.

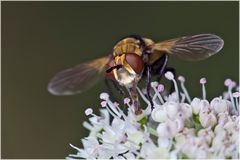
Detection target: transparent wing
<box><xmin>48</xmin><ymin>56</ymin><xmax>110</xmax><ymax>95</ymax></box>
<box><xmin>152</xmin><ymin>34</ymin><xmax>224</xmax><ymax>61</ymax></box>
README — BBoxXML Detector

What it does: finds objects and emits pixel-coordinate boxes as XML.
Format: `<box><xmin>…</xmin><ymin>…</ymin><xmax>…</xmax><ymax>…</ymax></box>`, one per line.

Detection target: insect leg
<box><xmin>127</xmin><ymin>85</ymin><xmax>142</xmax><ymax>115</ymax></box>
<box><xmin>150</xmin><ymin>54</ymin><xmax>177</xmax><ymax>93</ymax></box>
<box><xmin>146</xmin><ymin>65</ymin><xmax>153</xmax><ymax>107</ymax></box>
<box><xmin>155</xmin><ymin>54</ymin><xmax>169</xmax><ymax>82</ymax></box>
<box><xmin>153</xmin><ymin>55</ymin><xmax>176</xmax><ymax>93</ymax></box>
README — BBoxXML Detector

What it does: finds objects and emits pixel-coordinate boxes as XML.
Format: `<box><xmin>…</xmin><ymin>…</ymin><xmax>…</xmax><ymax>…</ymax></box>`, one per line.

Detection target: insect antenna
<box><xmin>106</xmin><ymin>65</ymin><xmax>123</xmax><ymax>73</ymax></box>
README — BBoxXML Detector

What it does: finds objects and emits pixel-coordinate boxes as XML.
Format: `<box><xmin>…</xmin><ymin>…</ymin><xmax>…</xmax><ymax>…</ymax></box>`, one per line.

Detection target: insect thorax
<box><xmin>113</xmin><ymin>38</ymin><xmax>143</xmax><ymax>57</ymax></box>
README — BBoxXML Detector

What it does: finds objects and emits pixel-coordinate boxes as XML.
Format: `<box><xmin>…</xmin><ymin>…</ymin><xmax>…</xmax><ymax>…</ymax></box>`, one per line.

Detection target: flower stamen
<box><xmin>225</xmin><ymin>79</ymin><xmax>237</xmax><ymax>114</ymax></box>
<box><xmin>200</xmin><ymin>77</ymin><xmax>207</xmax><ymax>100</ymax></box>
<box><xmin>178</xmin><ymin>76</ymin><xmax>191</xmax><ymax>103</ymax></box>
<box><xmin>151</xmin><ymin>82</ymin><xmax>165</xmax><ymax>105</ymax></box>
<box><xmin>165</xmin><ymin>71</ymin><xmax>179</xmax><ymax>102</ymax></box>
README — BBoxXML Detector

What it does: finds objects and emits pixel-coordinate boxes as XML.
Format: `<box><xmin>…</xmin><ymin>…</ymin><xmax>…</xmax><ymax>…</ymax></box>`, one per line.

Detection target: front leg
<box><xmin>146</xmin><ymin>65</ymin><xmax>153</xmax><ymax>107</ymax></box>
<box><xmin>154</xmin><ymin>54</ymin><xmax>169</xmax><ymax>82</ymax></box>
<box><xmin>127</xmin><ymin>85</ymin><xmax>142</xmax><ymax>115</ymax></box>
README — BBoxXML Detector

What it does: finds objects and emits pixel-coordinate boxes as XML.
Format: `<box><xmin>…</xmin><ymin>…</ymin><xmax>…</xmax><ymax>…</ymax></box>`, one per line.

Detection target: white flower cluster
<box><xmin>67</xmin><ymin>72</ymin><xmax>239</xmax><ymax>159</ymax></box>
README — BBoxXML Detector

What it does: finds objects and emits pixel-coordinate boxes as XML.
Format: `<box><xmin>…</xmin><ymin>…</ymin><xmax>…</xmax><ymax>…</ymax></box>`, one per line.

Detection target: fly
<box><xmin>48</xmin><ymin>34</ymin><xmax>224</xmax><ymax>114</ymax></box>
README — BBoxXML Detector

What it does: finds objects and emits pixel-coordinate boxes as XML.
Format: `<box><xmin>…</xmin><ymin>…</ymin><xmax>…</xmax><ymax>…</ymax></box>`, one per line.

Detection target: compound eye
<box><xmin>125</xmin><ymin>53</ymin><xmax>144</xmax><ymax>74</ymax></box>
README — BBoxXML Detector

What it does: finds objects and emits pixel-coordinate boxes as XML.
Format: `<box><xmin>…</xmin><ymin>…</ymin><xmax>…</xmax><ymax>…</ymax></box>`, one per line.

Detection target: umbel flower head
<box><xmin>67</xmin><ymin>72</ymin><xmax>239</xmax><ymax>159</ymax></box>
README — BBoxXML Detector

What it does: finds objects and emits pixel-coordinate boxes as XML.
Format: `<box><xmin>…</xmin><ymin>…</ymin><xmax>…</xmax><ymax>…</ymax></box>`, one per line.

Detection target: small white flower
<box><xmin>156</xmin><ymin>122</ymin><xmax>169</xmax><ymax>137</ymax></box>
<box><xmin>151</xmin><ymin>106</ymin><xmax>168</xmax><ymax>123</ymax></box>
<box><xmin>191</xmin><ymin>97</ymin><xmax>202</xmax><ymax>114</ymax></box>
<box><xmin>68</xmin><ymin>75</ymin><xmax>239</xmax><ymax>159</ymax></box>
<box><xmin>165</xmin><ymin>101</ymin><xmax>179</xmax><ymax>120</ymax></box>
<box><xmin>157</xmin><ymin>120</ymin><xmax>181</xmax><ymax>138</ymax></box>
<box><xmin>199</xmin><ymin>110</ymin><xmax>217</xmax><ymax>128</ymax></box>
<box><xmin>158</xmin><ymin>137</ymin><xmax>171</xmax><ymax>148</ymax></box>
<box><xmin>165</xmin><ymin>92</ymin><xmax>179</xmax><ymax>102</ymax></box>
<box><xmin>179</xmin><ymin>103</ymin><xmax>192</xmax><ymax>119</ymax></box>
<box><xmin>140</xmin><ymin>141</ymin><xmax>156</xmax><ymax>158</ymax></box>
<box><xmin>180</xmin><ymin>136</ymin><xmax>209</xmax><ymax>159</ymax></box>
<box><xmin>127</xmin><ymin>130</ymin><xmax>144</xmax><ymax>145</ymax></box>
<box><xmin>211</xmin><ymin>97</ymin><xmax>229</xmax><ymax>114</ymax></box>
<box><xmin>198</xmin><ymin>128</ymin><xmax>214</xmax><ymax>145</ymax></box>
<box><xmin>199</xmin><ymin>99</ymin><xmax>211</xmax><ymax>113</ymax></box>
<box><xmin>217</xmin><ymin>112</ymin><xmax>229</xmax><ymax>125</ymax></box>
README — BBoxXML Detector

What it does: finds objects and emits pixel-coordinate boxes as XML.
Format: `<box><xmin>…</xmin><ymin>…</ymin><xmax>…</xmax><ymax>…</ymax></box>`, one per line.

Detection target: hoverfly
<box><xmin>48</xmin><ymin>34</ymin><xmax>224</xmax><ymax>114</ymax></box>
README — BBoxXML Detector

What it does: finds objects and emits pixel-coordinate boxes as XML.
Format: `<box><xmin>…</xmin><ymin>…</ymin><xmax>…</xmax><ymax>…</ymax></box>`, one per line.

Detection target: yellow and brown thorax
<box><xmin>113</xmin><ymin>37</ymin><xmax>154</xmax><ymax>57</ymax></box>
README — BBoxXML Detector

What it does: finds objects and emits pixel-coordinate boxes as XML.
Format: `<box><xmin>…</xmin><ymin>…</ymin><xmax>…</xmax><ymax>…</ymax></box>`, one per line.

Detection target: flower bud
<box><xmin>223</xmin><ymin>121</ymin><xmax>237</xmax><ymax>131</ymax></box>
<box><xmin>214</xmin><ymin>124</ymin><xmax>225</xmax><ymax>134</ymax></box>
<box><xmin>158</xmin><ymin>137</ymin><xmax>171</xmax><ymax>148</ymax></box>
<box><xmin>210</xmin><ymin>97</ymin><xmax>228</xmax><ymax>114</ymax></box>
<box><xmin>179</xmin><ymin>103</ymin><xmax>193</xmax><ymax>119</ymax></box>
<box><xmin>175</xmin><ymin>118</ymin><xmax>184</xmax><ymax>132</ymax></box>
<box><xmin>217</xmin><ymin>112</ymin><xmax>229</xmax><ymax>125</ymax></box>
<box><xmin>127</xmin><ymin>130</ymin><xmax>144</xmax><ymax>145</ymax></box>
<box><xmin>199</xmin><ymin>100</ymin><xmax>211</xmax><ymax>113</ymax></box>
<box><xmin>165</xmin><ymin>102</ymin><xmax>179</xmax><ymax>120</ymax></box>
<box><xmin>198</xmin><ymin>128</ymin><xmax>214</xmax><ymax>145</ymax></box>
<box><xmin>157</xmin><ymin>120</ymin><xmax>179</xmax><ymax>138</ymax></box>
<box><xmin>157</xmin><ymin>123</ymin><xmax>169</xmax><ymax>137</ymax></box>
<box><xmin>191</xmin><ymin>98</ymin><xmax>201</xmax><ymax>114</ymax></box>
<box><xmin>174</xmin><ymin>134</ymin><xmax>186</xmax><ymax>145</ymax></box>
<box><xmin>199</xmin><ymin>111</ymin><xmax>217</xmax><ymax>128</ymax></box>
<box><xmin>212</xmin><ymin>128</ymin><xmax>226</xmax><ymax>150</ymax></box>
<box><xmin>151</xmin><ymin>107</ymin><xmax>168</xmax><ymax>123</ymax></box>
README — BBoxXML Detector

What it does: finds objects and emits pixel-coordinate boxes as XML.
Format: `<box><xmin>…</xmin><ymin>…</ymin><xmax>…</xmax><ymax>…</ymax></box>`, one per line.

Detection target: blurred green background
<box><xmin>2</xmin><ymin>1</ymin><xmax>239</xmax><ymax>159</ymax></box>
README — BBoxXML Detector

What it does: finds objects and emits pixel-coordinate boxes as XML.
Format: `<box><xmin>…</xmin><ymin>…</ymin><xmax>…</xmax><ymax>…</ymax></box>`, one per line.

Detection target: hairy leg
<box><xmin>150</xmin><ymin>54</ymin><xmax>177</xmax><ymax>93</ymax></box>
<box><xmin>151</xmin><ymin>54</ymin><xmax>169</xmax><ymax>82</ymax></box>
<box><xmin>146</xmin><ymin>65</ymin><xmax>154</xmax><ymax>107</ymax></box>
